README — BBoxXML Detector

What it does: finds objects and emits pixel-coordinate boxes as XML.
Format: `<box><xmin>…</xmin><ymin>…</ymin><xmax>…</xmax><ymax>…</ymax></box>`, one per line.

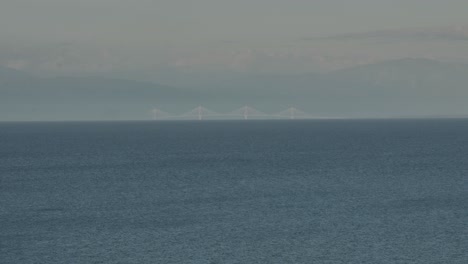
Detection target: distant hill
<box><xmin>200</xmin><ymin>58</ymin><xmax>468</xmax><ymax>97</ymax></box>
<box><xmin>325</xmin><ymin>58</ymin><xmax>468</xmax><ymax>95</ymax></box>
<box><xmin>0</xmin><ymin>69</ymin><xmax>196</xmax><ymax>104</ymax></box>
<box><xmin>2</xmin><ymin>58</ymin><xmax>468</xmax><ymax>120</ymax></box>
<box><xmin>191</xmin><ymin>58</ymin><xmax>468</xmax><ymax>116</ymax></box>
<box><xmin>0</xmin><ymin>68</ymin><xmax>200</xmax><ymax>121</ymax></box>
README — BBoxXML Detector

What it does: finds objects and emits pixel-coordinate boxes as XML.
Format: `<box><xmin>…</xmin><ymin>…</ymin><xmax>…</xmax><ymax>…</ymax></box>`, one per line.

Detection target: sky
<box><xmin>1</xmin><ymin>0</ymin><xmax>468</xmax><ymax>79</ymax></box>
<box><xmin>2</xmin><ymin>0</ymin><xmax>468</xmax><ymax>120</ymax></box>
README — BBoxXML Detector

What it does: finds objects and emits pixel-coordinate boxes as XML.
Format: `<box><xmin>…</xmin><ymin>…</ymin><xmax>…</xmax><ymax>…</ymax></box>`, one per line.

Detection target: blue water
<box><xmin>1</xmin><ymin>120</ymin><xmax>467</xmax><ymax>263</ymax></box>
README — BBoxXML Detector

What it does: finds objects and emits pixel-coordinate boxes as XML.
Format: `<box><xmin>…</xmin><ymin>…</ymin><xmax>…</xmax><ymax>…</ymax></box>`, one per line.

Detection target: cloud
<box><xmin>167</xmin><ymin>48</ymin><xmax>379</xmax><ymax>74</ymax></box>
<box><xmin>303</xmin><ymin>25</ymin><xmax>468</xmax><ymax>42</ymax></box>
<box><xmin>0</xmin><ymin>42</ymin><xmax>118</xmax><ymax>76</ymax></box>
<box><xmin>3</xmin><ymin>24</ymin><xmax>468</xmax><ymax>80</ymax></box>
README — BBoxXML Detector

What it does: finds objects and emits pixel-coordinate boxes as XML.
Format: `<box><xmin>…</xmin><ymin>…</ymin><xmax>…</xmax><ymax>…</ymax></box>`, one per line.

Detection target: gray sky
<box><xmin>2</xmin><ymin>0</ymin><xmax>468</xmax><ymax>77</ymax></box>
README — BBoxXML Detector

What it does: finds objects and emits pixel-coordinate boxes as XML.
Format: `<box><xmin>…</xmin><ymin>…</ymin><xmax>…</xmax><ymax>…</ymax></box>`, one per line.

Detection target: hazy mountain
<box><xmin>0</xmin><ymin>66</ymin><xmax>37</xmax><ymax>87</ymax></box>
<box><xmin>198</xmin><ymin>58</ymin><xmax>468</xmax><ymax>96</ymax></box>
<box><xmin>189</xmin><ymin>58</ymin><xmax>468</xmax><ymax>116</ymax></box>
<box><xmin>2</xmin><ymin>58</ymin><xmax>468</xmax><ymax>120</ymax></box>
<box><xmin>325</xmin><ymin>58</ymin><xmax>468</xmax><ymax>94</ymax></box>
<box><xmin>320</xmin><ymin>58</ymin><xmax>468</xmax><ymax>115</ymax></box>
<box><xmin>0</xmin><ymin>67</ymin><xmax>200</xmax><ymax>121</ymax></box>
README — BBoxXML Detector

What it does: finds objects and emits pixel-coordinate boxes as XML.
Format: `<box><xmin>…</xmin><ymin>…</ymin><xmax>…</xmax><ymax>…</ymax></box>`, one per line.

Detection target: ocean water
<box><xmin>0</xmin><ymin>120</ymin><xmax>467</xmax><ymax>263</ymax></box>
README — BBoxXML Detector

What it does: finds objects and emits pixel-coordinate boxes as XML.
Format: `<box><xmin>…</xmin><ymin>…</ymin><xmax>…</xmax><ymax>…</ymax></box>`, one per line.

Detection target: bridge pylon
<box><xmin>228</xmin><ymin>106</ymin><xmax>267</xmax><ymax>120</ymax></box>
<box><xmin>150</xmin><ymin>108</ymin><xmax>171</xmax><ymax>120</ymax></box>
<box><xmin>275</xmin><ymin>107</ymin><xmax>309</xmax><ymax>119</ymax></box>
<box><xmin>180</xmin><ymin>106</ymin><xmax>219</xmax><ymax>120</ymax></box>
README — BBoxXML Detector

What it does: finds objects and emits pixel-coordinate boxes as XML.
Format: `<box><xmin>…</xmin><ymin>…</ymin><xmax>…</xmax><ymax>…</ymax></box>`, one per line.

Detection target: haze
<box><xmin>1</xmin><ymin>0</ymin><xmax>468</xmax><ymax>120</ymax></box>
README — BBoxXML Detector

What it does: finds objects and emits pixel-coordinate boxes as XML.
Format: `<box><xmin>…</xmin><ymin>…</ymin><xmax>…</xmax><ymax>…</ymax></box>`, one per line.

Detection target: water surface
<box><xmin>1</xmin><ymin>120</ymin><xmax>467</xmax><ymax>263</ymax></box>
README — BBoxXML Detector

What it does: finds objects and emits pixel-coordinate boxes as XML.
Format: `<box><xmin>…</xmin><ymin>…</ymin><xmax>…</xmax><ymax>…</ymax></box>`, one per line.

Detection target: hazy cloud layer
<box><xmin>1</xmin><ymin>1</ymin><xmax>468</xmax><ymax>80</ymax></box>
<box><xmin>307</xmin><ymin>26</ymin><xmax>468</xmax><ymax>41</ymax></box>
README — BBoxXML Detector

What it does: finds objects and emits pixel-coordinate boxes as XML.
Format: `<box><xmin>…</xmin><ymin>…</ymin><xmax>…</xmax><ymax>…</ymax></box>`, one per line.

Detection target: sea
<box><xmin>1</xmin><ymin>119</ymin><xmax>467</xmax><ymax>263</ymax></box>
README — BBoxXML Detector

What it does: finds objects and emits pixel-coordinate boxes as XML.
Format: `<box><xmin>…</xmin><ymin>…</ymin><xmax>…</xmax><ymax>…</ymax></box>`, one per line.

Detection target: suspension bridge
<box><xmin>150</xmin><ymin>106</ymin><xmax>325</xmax><ymax>120</ymax></box>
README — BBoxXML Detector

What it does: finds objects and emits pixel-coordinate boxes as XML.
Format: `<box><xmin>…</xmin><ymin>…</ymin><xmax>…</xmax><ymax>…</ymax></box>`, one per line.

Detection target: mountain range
<box><xmin>1</xmin><ymin>58</ymin><xmax>468</xmax><ymax>120</ymax></box>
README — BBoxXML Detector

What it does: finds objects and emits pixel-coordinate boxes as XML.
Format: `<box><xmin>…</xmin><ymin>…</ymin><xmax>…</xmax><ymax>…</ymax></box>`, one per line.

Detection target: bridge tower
<box><xmin>151</xmin><ymin>108</ymin><xmax>171</xmax><ymax>120</ymax></box>
<box><xmin>181</xmin><ymin>106</ymin><xmax>219</xmax><ymax>120</ymax></box>
<box><xmin>229</xmin><ymin>106</ymin><xmax>267</xmax><ymax>120</ymax></box>
<box><xmin>275</xmin><ymin>107</ymin><xmax>309</xmax><ymax>119</ymax></box>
